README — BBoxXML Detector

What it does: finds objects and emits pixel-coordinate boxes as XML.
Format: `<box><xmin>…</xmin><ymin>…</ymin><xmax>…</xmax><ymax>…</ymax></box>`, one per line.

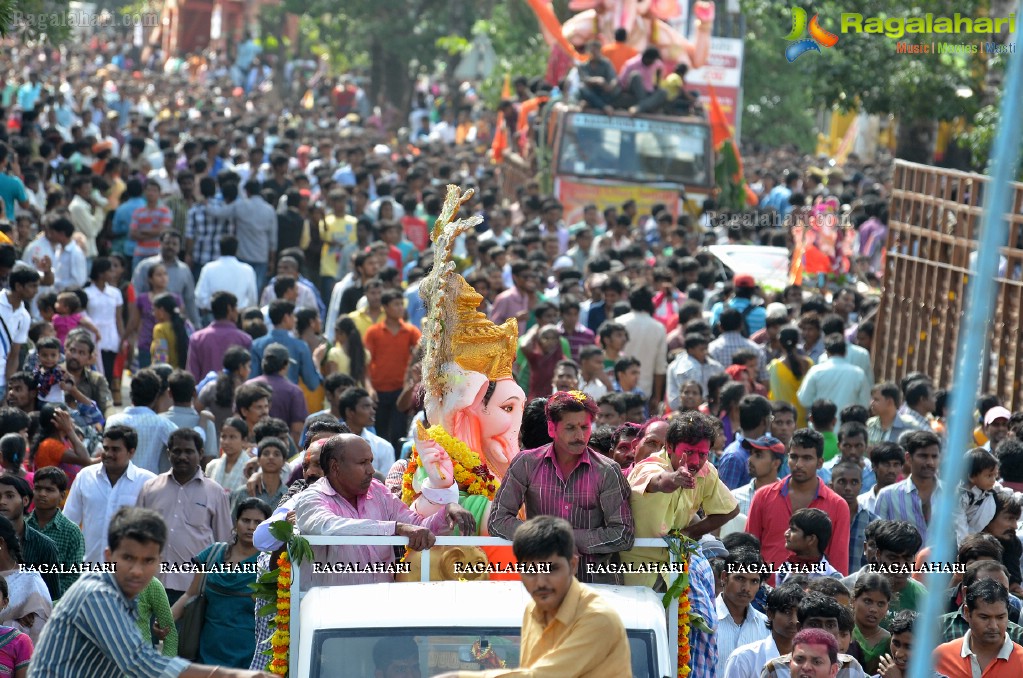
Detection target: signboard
<box><xmin>555</xmin><ymin>177</ymin><xmax>686</xmax><ymax>225</ymax></box>
<box><xmin>685</xmin><ymin>37</ymin><xmax>745</xmax><ymax>142</ymax></box>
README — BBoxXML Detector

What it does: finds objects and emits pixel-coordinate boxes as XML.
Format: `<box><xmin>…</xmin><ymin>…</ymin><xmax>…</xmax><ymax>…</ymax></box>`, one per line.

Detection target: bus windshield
<box><xmin>556</xmin><ymin>112</ymin><xmax>711</xmax><ymax>186</ymax></box>
<box><xmin>309</xmin><ymin>627</ymin><xmax>659</xmax><ymax>678</ymax></box>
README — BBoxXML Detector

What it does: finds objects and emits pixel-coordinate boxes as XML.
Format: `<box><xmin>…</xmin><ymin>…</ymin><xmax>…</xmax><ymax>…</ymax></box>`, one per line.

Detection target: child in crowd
<box><xmin>22</xmin><ymin>321</ymin><xmax>55</xmax><ymax>374</ymax></box>
<box><xmin>36</xmin><ymin>292</ymin><xmax>57</xmax><ymax>323</ymax></box>
<box><xmin>33</xmin><ymin>337</ymin><xmax>68</xmax><ymax>405</ymax></box>
<box><xmin>52</xmin><ymin>291</ymin><xmax>100</xmax><ymax>346</ymax></box>
<box><xmin>849</xmin><ymin>573</ymin><xmax>892</xmax><ymax>675</ymax></box>
<box><xmin>150</xmin><ymin>293</ymin><xmax>190</xmax><ymax>369</ymax></box>
<box><xmin>205</xmin><ymin>418</ymin><xmax>252</xmax><ymax>494</ymax></box>
<box><xmin>779</xmin><ymin>507</ymin><xmax>843</xmax><ymax>583</ymax></box>
<box><xmin>954</xmin><ymin>447</ymin><xmax>1001</xmax><ymax>545</ymax></box>
<box><xmin>836</xmin><ymin>604</ymin><xmax>856</xmax><ymax>654</ymax></box>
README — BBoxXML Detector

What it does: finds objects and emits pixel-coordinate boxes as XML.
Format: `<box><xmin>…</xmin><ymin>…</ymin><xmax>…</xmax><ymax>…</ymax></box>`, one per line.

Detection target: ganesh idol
<box><xmin>398</xmin><ymin>185</ymin><xmax>525</xmax><ymax>579</ymax></box>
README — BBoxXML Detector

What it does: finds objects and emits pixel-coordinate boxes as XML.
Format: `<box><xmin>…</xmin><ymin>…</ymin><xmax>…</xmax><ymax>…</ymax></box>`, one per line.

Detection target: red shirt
<box><xmin>364</xmin><ymin>320</ymin><xmax>421</xmax><ymax>392</ymax></box>
<box><xmin>401</xmin><ymin>215</ymin><xmax>430</xmax><ymax>252</ymax></box>
<box><xmin>746</xmin><ymin>475</ymin><xmax>851</xmax><ymax>581</ymax></box>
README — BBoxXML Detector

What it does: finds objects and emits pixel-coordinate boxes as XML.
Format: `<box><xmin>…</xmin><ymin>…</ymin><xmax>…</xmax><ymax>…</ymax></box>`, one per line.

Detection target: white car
<box><xmin>295</xmin><ymin>580</ymin><xmax>672</xmax><ymax>678</ymax></box>
<box><xmin>706</xmin><ymin>244</ymin><xmax>791</xmax><ymax>293</ymax></box>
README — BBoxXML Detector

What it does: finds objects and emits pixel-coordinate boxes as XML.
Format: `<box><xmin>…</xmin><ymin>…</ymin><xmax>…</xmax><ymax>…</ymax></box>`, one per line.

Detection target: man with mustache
<box><xmin>435</xmin><ymin>516</ymin><xmax>631</xmax><ymax>678</ymax></box>
<box><xmin>292</xmin><ymin>433</ymin><xmax>475</xmax><ymax>586</ymax></box>
<box><xmin>490</xmin><ymin>390</ymin><xmax>634</xmax><ymax>585</ymax></box>
<box><xmin>935</xmin><ymin>579</ymin><xmax>1023</xmax><ymax>678</ymax></box>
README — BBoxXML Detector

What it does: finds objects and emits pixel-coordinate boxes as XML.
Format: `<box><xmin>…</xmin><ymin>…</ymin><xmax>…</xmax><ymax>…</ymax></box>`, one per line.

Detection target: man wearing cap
<box><xmin>711</xmin><ymin>274</ymin><xmax>766</xmax><ymax>335</ymax></box>
<box><xmin>718</xmin><ymin>395</ymin><xmax>776</xmax><ymax>490</ymax></box>
<box><xmin>732</xmin><ymin>434</ymin><xmax>786</xmax><ymax>517</ymax></box>
<box><xmin>983</xmin><ymin>407</ymin><xmax>1012</xmax><ymax>452</ymax></box>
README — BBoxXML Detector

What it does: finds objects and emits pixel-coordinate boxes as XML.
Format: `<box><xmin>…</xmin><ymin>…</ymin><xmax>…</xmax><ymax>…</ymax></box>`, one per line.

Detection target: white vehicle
<box><xmin>706</xmin><ymin>244</ymin><xmax>791</xmax><ymax>293</ymax></box>
<box><xmin>289</xmin><ymin>536</ymin><xmax>679</xmax><ymax>678</ymax></box>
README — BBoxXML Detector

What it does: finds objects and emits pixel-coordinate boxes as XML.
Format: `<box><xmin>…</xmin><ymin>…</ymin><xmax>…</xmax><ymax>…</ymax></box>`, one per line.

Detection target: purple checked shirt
<box><xmin>488</xmin><ymin>443</ymin><xmax>635</xmax><ymax>584</ymax></box>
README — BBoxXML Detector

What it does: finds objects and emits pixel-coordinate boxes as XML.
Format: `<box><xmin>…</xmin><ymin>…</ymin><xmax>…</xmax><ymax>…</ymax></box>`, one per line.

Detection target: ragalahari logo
<box><xmin>785</xmin><ymin>7</ymin><xmax>840</xmax><ymax>61</ymax></box>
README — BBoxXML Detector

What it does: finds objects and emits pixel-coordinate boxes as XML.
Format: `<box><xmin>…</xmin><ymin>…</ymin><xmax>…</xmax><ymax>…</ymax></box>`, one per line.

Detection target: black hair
<box><xmin>807</xmin><ymin>577</ymin><xmax>850</xmax><ymax>600</ymax></box>
<box><xmin>33</xmin><ymin>466</ymin><xmax>68</xmax><ymax>495</ymax></box>
<box><xmin>597</xmin><ymin>392</ymin><xmax>627</xmax><ymax>415</ymax></box>
<box><xmin>962</xmin><ymin>560</ymin><xmax>1010</xmax><ymax>589</ymax></box>
<box><xmin>153</xmin><ymin>293</ymin><xmax>188</xmax><ymax>368</ymax></box>
<box><xmin>967</xmin><ymin>447</ymin><xmax>999</xmax><ymax>479</ymax></box>
<box><xmin>268</xmin><ymin>299</ymin><xmax>295</xmax><ymax>326</ymax></box>
<box><xmin>809</xmin><ymin>399</ymin><xmax>837</xmax><ymax>428</ymax></box>
<box><xmin>789</xmin><ymin>508</ymin><xmax>832</xmax><ymax>553</ymax></box>
<box><xmin>796</xmin><ymin>592</ymin><xmax>845</xmax><ymax>625</ymax></box>
<box><xmin>168</xmin><ymin>427</ymin><xmax>204</xmax><ymax>456</ymax></box>
<box><xmin>889</xmin><ymin>610</ymin><xmax>916</xmax><ymax>636</ymax></box>
<box><xmin>837</xmin><ymin>421</ymin><xmax>868</xmax><ymax>444</ymax></box>
<box><xmin>235</xmin><ymin>383</ymin><xmax>272</xmax><ymax>417</ymax></box>
<box><xmin>790</xmin><ymin>428</ymin><xmax>825</xmax><ymax>459</ymax></box>
<box><xmin>722</xmin><ymin>532</ymin><xmax>762</xmax><ymax>552</ymax></box>
<box><xmin>872</xmin><ymin>381</ymin><xmax>902</xmax><ymax>407</ymax></box>
<box><xmin>724</xmin><ymin>547</ymin><xmax>766</xmax><ymax>583</ymax></box>
<box><xmin>257</xmin><ymin>436</ymin><xmax>288</xmax><ymax>459</ymax></box>
<box><xmin>853</xmin><ymin>572</ymin><xmax>892</xmax><ymax>601</ymax></box>
<box><xmin>334</xmin><ymin>316</ymin><xmax>367</xmax><ymax>384</ymax></box>
<box><xmin>0</xmin><ymin>434</ymin><xmax>26</xmax><ymax>470</ymax></box>
<box><xmin>997</xmin><ymin>438</ymin><xmax>1023</xmax><ymax>483</ymax></box>
<box><xmin>840</xmin><ymin>404</ymin><xmax>870</xmax><ymax>425</ymax></box>
<box><xmin>35</xmin><ymin>336</ymin><xmax>61</xmax><ymax>353</ymax></box>
<box><xmin>234</xmin><ymin>496</ymin><xmax>272</xmax><ymax>523</ymax></box>
<box><xmin>965</xmin><ymin>578</ymin><xmax>1010</xmax><ymax>613</ymax></box>
<box><xmin>210</xmin><ymin>291</ymin><xmax>238</xmax><ymax>320</ymax></box>
<box><xmin>521</xmin><ymin>397</ymin><xmax>553</xmax><ymax>450</ymax></box>
<box><xmin>666</xmin><ymin>411</ymin><xmax>719</xmax><ymax>447</ymax></box>
<box><xmin>338</xmin><ymin>387</ymin><xmax>371</xmax><ymax>419</ymax></box>
<box><xmin>869</xmin><ymin>442</ymin><xmax>905</xmax><ymax>468</ymax></box>
<box><xmin>253</xmin><ymin>418</ymin><xmax>290</xmax><ymax>445</ymax></box>
<box><xmin>512</xmin><ymin>515</ymin><xmax>575</xmax><ymax>562</ymax></box>
<box><xmin>958</xmin><ymin>533</ymin><xmax>1005</xmax><ymax>564</ymax></box>
<box><xmin>108</xmin><ymin>506</ymin><xmax>167</xmax><ymax>553</ymax></box>
<box><xmin>992</xmin><ymin>489</ymin><xmax>1023</xmax><ymax>520</ymax></box>
<box><xmin>873</xmin><ymin>520</ymin><xmax>923</xmax><ymax>557</ymax></box>
<box><xmin>738</xmin><ymin>395</ymin><xmax>773</xmax><ymax>431</ymax></box>
<box><xmin>214</xmin><ymin>346</ymin><xmax>252</xmax><ymax>409</ymax></box>
<box><xmin>765</xmin><ymin>583</ymin><xmax>805</xmax><ymax>628</ymax></box>
<box><xmin>168</xmin><ymin>369</ymin><xmax>196</xmax><ymax>404</ymax></box>
<box><xmin>902</xmin><ymin>429</ymin><xmax>940</xmax><ymax>456</ymax></box>
<box><xmin>589</xmin><ymin>424</ymin><xmax>614</xmax><ymax>456</ymax></box>
<box><xmin>222</xmin><ymin>416</ymin><xmax>249</xmax><ymax>440</ymax></box>
<box><xmin>129</xmin><ymin>368</ymin><xmax>163</xmax><ymax>407</ymax></box>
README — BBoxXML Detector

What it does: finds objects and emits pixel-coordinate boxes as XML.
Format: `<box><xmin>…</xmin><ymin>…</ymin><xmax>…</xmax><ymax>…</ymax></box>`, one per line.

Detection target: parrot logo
<box><xmin>785</xmin><ymin>7</ymin><xmax>839</xmax><ymax>62</ymax></box>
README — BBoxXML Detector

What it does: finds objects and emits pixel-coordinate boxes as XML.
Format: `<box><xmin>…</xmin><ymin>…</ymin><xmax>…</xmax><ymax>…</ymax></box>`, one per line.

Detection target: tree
<box><xmin>0</xmin><ymin>0</ymin><xmax>72</xmax><ymax>42</ymax></box>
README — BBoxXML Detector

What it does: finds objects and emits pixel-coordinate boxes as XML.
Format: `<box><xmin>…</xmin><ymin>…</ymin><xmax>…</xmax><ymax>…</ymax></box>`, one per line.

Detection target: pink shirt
<box><xmin>53</xmin><ymin>312</ymin><xmax>83</xmax><ymax>344</ymax></box>
<box><xmin>293</xmin><ymin>477</ymin><xmax>452</xmax><ymax>586</ymax></box>
<box><xmin>618</xmin><ymin>54</ymin><xmax>663</xmax><ymax>92</ymax></box>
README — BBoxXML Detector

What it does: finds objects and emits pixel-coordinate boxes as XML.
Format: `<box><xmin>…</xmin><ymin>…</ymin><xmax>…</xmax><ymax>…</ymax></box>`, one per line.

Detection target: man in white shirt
<box><xmin>716</xmin><ymin>549</ymin><xmax>771</xmax><ymax>661</ymax></box>
<box><xmin>0</xmin><ymin>265</ymin><xmax>38</xmax><ymax>396</ymax></box>
<box><xmin>105</xmin><ymin>369</ymin><xmax>180</xmax><ymax>474</ymax></box>
<box><xmin>67</xmin><ymin>176</ymin><xmax>105</xmax><ymax>259</ymax></box>
<box><xmin>618</xmin><ymin>286</ymin><xmax>667</xmax><ymax>413</ymax></box>
<box><xmin>797</xmin><ymin>334</ymin><xmax>871</xmax><ymax>419</ymax></box>
<box><xmin>195</xmin><ymin>234</ymin><xmax>259</xmax><ymax>312</ymax></box>
<box><xmin>21</xmin><ymin>217</ymin><xmax>87</xmax><ymax>301</ymax></box>
<box><xmin>62</xmin><ymin>425</ymin><xmax>157</xmax><ymax>562</ymax></box>
<box><xmin>723</xmin><ymin>583</ymin><xmax>803</xmax><ymax>678</ymax></box>
<box><xmin>340</xmin><ymin>387</ymin><xmax>395</xmax><ymax>474</ymax></box>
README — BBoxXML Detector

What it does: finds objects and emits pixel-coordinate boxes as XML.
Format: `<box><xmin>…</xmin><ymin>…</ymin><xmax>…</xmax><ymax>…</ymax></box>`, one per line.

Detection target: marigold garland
<box><xmin>269</xmin><ymin>551</ymin><xmax>291</xmax><ymax>676</ymax></box>
<box><xmin>661</xmin><ymin>531</ymin><xmax>708</xmax><ymax>678</ymax></box>
<box><xmin>471</xmin><ymin>640</ymin><xmax>506</xmax><ymax>669</ymax></box>
<box><xmin>400</xmin><ymin>424</ymin><xmax>500</xmax><ymax>506</ymax></box>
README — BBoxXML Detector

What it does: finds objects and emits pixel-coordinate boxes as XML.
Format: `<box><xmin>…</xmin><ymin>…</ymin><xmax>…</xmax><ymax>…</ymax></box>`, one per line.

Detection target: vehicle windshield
<box><xmin>310</xmin><ymin>627</ymin><xmax>658</xmax><ymax>677</ymax></box>
<box><xmin>556</xmin><ymin>112</ymin><xmax>710</xmax><ymax>186</ymax></box>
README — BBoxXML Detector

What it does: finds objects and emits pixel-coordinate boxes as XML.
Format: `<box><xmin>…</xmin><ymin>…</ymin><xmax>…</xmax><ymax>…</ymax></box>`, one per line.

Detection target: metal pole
<box><xmin>907</xmin><ymin>6</ymin><xmax>1023</xmax><ymax>678</ymax></box>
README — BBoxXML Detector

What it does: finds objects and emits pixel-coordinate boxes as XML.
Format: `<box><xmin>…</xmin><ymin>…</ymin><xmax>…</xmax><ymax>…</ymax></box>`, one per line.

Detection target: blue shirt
<box><xmin>113</xmin><ymin>196</ymin><xmax>147</xmax><ymax>256</ymax></box>
<box><xmin>710</xmin><ymin>297</ymin><xmax>767</xmax><ymax>335</ymax></box>
<box><xmin>0</xmin><ymin>172</ymin><xmax>27</xmax><ymax>220</ymax></box>
<box><xmin>250</xmin><ymin>328</ymin><xmax>321</xmax><ymax>389</ymax></box>
<box><xmin>717</xmin><ymin>435</ymin><xmax>750</xmax><ymax>490</ymax></box>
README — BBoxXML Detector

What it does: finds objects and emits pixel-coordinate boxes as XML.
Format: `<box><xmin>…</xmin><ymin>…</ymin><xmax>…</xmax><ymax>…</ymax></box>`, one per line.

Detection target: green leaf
<box><xmin>269</xmin><ymin>521</ymin><xmax>295</xmax><ymax>542</ymax></box>
<box><xmin>258</xmin><ymin>602</ymin><xmax>277</xmax><ymax>617</ymax></box>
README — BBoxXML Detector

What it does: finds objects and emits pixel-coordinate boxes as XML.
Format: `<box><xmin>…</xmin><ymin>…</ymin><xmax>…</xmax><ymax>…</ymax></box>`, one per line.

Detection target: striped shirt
<box><xmin>874</xmin><ymin>476</ymin><xmax>942</xmax><ymax>543</ymax></box>
<box><xmin>715</xmin><ymin>594</ymin><xmax>770</xmax><ymax>663</ymax></box>
<box><xmin>28</xmin><ymin>571</ymin><xmax>189</xmax><ymax>678</ymax></box>
<box><xmin>689</xmin><ymin>548</ymin><xmax>718</xmax><ymax>678</ymax></box>
<box><xmin>129</xmin><ymin>205</ymin><xmax>172</xmax><ymax>258</ymax></box>
<box><xmin>26</xmin><ymin>510</ymin><xmax>84</xmax><ymax>599</ymax></box>
<box><xmin>489</xmin><ymin>444</ymin><xmax>634</xmax><ymax>584</ymax></box>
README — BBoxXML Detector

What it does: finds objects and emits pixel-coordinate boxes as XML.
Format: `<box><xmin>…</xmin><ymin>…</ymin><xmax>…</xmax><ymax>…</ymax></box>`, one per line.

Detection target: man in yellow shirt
<box><xmin>623</xmin><ymin>411</ymin><xmax>739</xmax><ymax>587</ymax></box>
<box><xmin>436</xmin><ymin>516</ymin><xmax>631</xmax><ymax>678</ymax></box>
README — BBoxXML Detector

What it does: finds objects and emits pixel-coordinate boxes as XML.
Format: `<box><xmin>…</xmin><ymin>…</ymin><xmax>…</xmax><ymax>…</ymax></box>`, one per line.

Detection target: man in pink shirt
<box><xmin>293</xmin><ymin>433</ymin><xmax>477</xmax><ymax>585</ymax></box>
<box><xmin>617</xmin><ymin>47</ymin><xmax>664</xmax><ymax>109</ymax></box>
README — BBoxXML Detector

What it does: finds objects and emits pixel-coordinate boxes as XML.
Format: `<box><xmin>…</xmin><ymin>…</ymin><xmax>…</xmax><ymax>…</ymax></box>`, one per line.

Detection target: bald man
<box><xmin>292</xmin><ymin>434</ymin><xmax>476</xmax><ymax>585</ymax></box>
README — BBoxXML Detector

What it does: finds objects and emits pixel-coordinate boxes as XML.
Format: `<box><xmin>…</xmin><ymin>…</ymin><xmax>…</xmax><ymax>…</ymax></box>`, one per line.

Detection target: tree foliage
<box><xmin>0</xmin><ymin>0</ymin><xmax>72</xmax><ymax>43</ymax></box>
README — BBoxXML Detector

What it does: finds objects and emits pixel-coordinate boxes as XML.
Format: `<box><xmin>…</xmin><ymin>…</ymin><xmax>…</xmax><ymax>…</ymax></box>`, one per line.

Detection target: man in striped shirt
<box><xmin>30</xmin><ymin>506</ymin><xmax>274</xmax><ymax>678</ymax></box>
<box><xmin>489</xmin><ymin>390</ymin><xmax>635</xmax><ymax>584</ymax></box>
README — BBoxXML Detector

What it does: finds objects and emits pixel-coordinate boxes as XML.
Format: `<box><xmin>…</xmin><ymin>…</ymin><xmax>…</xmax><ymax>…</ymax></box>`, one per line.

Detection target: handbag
<box><xmin>177</xmin><ymin>542</ymin><xmax>228</xmax><ymax>660</ymax></box>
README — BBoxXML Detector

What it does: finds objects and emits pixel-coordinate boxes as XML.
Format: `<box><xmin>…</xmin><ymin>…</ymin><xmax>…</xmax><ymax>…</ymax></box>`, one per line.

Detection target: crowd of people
<box><xmin>0</xmin><ymin>22</ymin><xmax>1011</xmax><ymax>678</ymax></box>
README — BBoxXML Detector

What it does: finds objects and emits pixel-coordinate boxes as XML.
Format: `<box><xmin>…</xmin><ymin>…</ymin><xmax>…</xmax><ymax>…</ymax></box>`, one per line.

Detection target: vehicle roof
<box><xmin>707</xmin><ymin>244</ymin><xmax>791</xmax><ymax>290</ymax></box>
<box><xmin>299</xmin><ymin>581</ymin><xmax>666</xmax><ymax>630</ymax></box>
<box><xmin>551</xmin><ymin>101</ymin><xmax>707</xmax><ymax>126</ymax></box>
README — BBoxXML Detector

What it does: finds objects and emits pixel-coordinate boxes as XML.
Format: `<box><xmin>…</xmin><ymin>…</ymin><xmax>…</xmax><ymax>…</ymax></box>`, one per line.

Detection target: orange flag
<box><xmin>501</xmin><ymin>72</ymin><xmax>512</xmax><ymax>100</ymax></box>
<box><xmin>524</xmin><ymin>0</ymin><xmax>587</xmax><ymax>62</ymax></box>
<box><xmin>707</xmin><ymin>85</ymin><xmax>731</xmax><ymax>150</ymax></box>
<box><xmin>491</xmin><ymin>112</ymin><xmax>508</xmax><ymax>164</ymax></box>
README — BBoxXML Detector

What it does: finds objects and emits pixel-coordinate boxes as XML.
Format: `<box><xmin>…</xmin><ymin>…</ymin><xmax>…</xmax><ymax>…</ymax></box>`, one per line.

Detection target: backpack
<box><xmin>738</xmin><ymin>301</ymin><xmax>762</xmax><ymax>338</ymax></box>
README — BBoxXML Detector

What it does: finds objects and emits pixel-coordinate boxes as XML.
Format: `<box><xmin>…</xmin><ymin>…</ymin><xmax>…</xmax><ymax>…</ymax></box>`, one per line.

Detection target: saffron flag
<box><xmin>491</xmin><ymin>112</ymin><xmax>508</xmax><ymax>164</ymax></box>
<box><xmin>707</xmin><ymin>85</ymin><xmax>731</xmax><ymax>150</ymax></box>
<box><xmin>524</xmin><ymin>0</ymin><xmax>587</xmax><ymax>62</ymax></box>
<box><xmin>501</xmin><ymin>72</ymin><xmax>512</xmax><ymax>100</ymax></box>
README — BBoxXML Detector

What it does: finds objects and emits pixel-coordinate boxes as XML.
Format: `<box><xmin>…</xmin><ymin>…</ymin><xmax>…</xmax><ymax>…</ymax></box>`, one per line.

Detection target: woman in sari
<box><xmin>768</xmin><ymin>326</ymin><xmax>815</xmax><ymax>427</ymax></box>
<box><xmin>0</xmin><ymin>517</ymin><xmax>50</xmax><ymax>645</ymax></box>
<box><xmin>171</xmin><ymin>497</ymin><xmax>271</xmax><ymax>668</ymax></box>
